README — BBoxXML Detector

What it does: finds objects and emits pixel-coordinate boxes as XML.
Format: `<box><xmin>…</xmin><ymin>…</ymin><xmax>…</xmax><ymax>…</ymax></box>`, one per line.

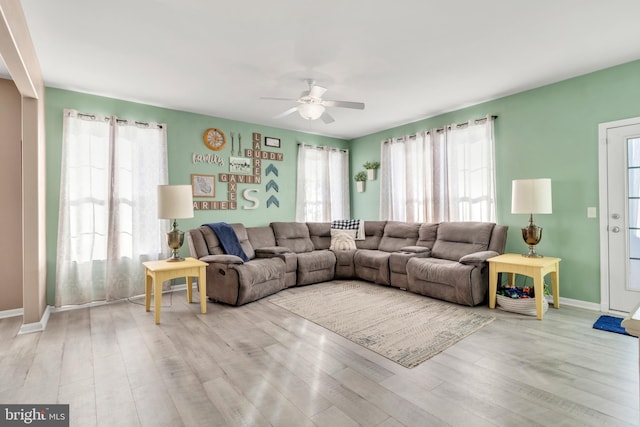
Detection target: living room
<box><xmin>1</xmin><ymin>0</ymin><xmax>640</xmax><ymax>425</ymax></box>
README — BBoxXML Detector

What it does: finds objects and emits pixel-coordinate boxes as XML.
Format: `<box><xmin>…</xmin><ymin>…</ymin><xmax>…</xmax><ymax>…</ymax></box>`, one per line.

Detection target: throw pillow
<box><xmin>330</xmin><ymin>231</ymin><xmax>357</xmax><ymax>251</ymax></box>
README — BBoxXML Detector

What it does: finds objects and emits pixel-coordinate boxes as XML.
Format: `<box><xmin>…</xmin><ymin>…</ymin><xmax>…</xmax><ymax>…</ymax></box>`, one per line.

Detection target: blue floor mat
<box><xmin>593</xmin><ymin>315</ymin><xmax>633</xmax><ymax>337</ymax></box>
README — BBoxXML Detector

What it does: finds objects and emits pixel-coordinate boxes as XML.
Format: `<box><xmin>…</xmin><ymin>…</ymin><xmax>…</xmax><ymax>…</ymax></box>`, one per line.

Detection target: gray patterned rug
<box><xmin>268</xmin><ymin>281</ymin><xmax>495</xmax><ymax>368</ymax></box>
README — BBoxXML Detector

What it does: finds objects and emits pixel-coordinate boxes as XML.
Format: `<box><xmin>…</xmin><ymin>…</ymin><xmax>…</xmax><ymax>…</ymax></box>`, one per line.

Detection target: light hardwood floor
<box><xmin>0</xmin><ymin>283</ymin><xmax>638</xmax><ymax>427</ymax></box>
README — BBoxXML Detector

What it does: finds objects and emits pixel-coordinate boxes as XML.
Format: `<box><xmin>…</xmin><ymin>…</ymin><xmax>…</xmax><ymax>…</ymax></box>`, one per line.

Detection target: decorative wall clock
<box><xmin>203</xmin><ymin>128</ymin><xmax>226</xmax><ymax>151</ymax></box>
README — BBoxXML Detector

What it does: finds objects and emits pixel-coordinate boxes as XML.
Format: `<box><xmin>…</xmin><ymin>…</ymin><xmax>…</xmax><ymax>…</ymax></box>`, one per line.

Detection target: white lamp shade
<box><xmin>158</xmin><ymin>185</ymin><xmax>194</xmax><ymax>219</ymax></box>
<box><xmin>511</xmin><ymin>179</ymin><xmax>552</xmax><ymax>214</ymax></box>
<box><xmin>298</xmin><ymin>103</ymin><xmax>325</xmax><ymax>120</ymax></box>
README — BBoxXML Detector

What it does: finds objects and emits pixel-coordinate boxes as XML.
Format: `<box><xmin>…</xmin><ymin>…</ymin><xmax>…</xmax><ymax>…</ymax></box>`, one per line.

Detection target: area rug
<box><xmin>268</xmin><ymin>281</ymin><xmax>495</xmax><ymax>368</ymax></box>
<box><xmin>593</xmin><ymin>315</ymin><xmax>632</xmax><ymax>337</ymax></box>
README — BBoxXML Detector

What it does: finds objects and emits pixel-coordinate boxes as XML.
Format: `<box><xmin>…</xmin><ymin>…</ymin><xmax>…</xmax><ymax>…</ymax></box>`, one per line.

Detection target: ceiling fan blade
<box><xmin>261</xmin><ymin>96</ymin><xmax>299</xmax><ymax>102</ymax></box>
<box><xmin>308</xmin><ymin>85</ymin><xmax>327</xmax><ymax>99</ymax></box>
<box><xmin>322</xmin><ymin>100</ymin><xmax>365</xmax><ymax>110</ymax></box>
<box><xmin>274</xmin><ymin>107</ymin><xmax>298</xmax><ymax>119</ymax></box>
<box><xmin>320</xmin><ymin>111</ymin><xmax>335</xmax><ymax>124</ymax></box>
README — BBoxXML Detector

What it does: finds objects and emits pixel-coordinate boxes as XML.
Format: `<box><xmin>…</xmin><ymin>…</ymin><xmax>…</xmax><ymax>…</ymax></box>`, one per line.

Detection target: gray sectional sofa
<box><xmin>186</xmin><ymin>221</ymin><xmax>508</xmax><ymax>307</ymax></box>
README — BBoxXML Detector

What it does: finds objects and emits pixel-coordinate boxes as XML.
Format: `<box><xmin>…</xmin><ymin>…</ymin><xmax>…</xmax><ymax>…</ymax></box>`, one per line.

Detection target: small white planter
<box><xmin>356</xmin><ymin>181</ymin><xmax>365</xmax><ymax>193</ymax></box>
<box><xmin>367</xmin><ymin>169</ymin><xmax>377</xmax><ymax>180</ymax></box>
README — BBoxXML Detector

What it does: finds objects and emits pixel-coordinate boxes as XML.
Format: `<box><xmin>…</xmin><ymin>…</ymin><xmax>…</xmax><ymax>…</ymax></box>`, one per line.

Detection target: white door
<box><xmin>603</xmin><ymin>122</ymin><xmax>640</xmax><ymax>313</ymax></box>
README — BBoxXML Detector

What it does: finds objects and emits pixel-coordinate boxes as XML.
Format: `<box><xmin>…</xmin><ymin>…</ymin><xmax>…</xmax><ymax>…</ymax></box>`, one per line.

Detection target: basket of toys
<box><xmin>496</xmin><ymin>286</ymin><xmax>548</xmax><ymax>316</ymax></box>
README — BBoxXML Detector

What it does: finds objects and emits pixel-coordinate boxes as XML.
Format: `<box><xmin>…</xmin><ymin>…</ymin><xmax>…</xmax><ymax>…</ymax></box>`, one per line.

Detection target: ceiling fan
<box><xmin>261</xmin><ymin>79</ymin><xmax>365</xmax><ymax>124</ymax></box>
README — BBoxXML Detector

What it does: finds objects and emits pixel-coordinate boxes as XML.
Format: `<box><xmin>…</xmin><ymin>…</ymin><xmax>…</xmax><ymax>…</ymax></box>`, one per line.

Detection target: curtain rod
<box><xmin>297</xmin><ymin>142</ymin><xmax>348</xmax><ymax>153</ymax></box>
<box><xmin>75</xmin><ymin>111</ymin><xmax>163</xmax><ymax>129</ymax></box>
<box><xmin>390</xmin><ymin>115</ymin><xmax>498</xmax><ymax>141</ymax></box>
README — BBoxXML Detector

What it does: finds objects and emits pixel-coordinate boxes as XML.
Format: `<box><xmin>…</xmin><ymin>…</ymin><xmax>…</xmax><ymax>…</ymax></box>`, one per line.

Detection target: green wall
<box><xmin>45</xmin><ymin>88</ymin><xmax>347</xmax><ymax>305</ymax></box>
<box><xmin>349</xmin><ymin>59</ymin><xmax>640</xmax><ymax>304</ymax></box>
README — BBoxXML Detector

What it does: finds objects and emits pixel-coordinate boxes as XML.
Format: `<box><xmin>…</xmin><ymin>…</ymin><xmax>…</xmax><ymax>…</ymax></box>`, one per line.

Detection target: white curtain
<box><xmin>56</xmin><ymin>109</ymin><xmax>168</xmax><ymax>307</ymax></box>
<box><xmin>380</xmin><ymin>115</ymin><xmax>495</xmax><ymax>222</ymax></box>
<box><xmin>296</xmin><ymin>144</ymin><xmax>350</xmax><ymax>222</ymax></box>
<box><xmin>447</xmin><ymin>117</ymin><xmax>496</xmax><ymax>222</ymax></box>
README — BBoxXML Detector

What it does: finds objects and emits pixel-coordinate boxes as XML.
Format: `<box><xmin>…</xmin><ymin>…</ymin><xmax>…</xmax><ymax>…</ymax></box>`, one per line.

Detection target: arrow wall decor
<box><xmin>266</xmin><ymin>180</ymin><xmax>279</xmax><ymax>192</ymax></box>
<box><xmin>265</xmin><ymin>163</ymin><xmax>279</xmax><ymax>177</ymax></box>
<box><xmin>267</xmin><ymin>195</ymin><xmax>280</xmax><ymax>208</ymax></box>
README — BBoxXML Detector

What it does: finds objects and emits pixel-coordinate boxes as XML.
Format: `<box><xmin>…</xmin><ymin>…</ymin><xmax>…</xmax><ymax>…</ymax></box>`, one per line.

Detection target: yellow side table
<box><xmin>488</xmin><ymin>253</ymin><xmax>561</xmax><ymax>320</ymax></box>
<box><xmin>143</xmin><ymin>257</ymin><xmax>207</xmax><ymax>324</ymax></box>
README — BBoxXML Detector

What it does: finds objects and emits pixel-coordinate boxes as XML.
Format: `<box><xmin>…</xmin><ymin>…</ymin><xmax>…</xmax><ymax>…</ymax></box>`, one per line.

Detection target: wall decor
<box><xmin>229</xmin><ymin>156</ymin><xmax>252</xmax><ymax>174</ymax></box>
<box><xmin>203</xmin><ymin>128</ymin><xmax>226</xmax><ymax>151</ymax></box>
<box><xmin>219</xmin><ymin>174</ymin><xmax>261</xmax><ymax>184</ymax></box>
<box><xmin>266</xmin><ymin>179</ymin><xmax>279</xmax><ymax>192</ymax></box>
<box><xmin>242</xmin><ymin>188</ymin><xmax>260</xmax><ymax>209</ymax></box>
<box><xmin>267</xmin><ymin>195</ymin><xmax>280</xmax><ymax>208</ymax></box>
<box><xmin>191</xmin><ymin>174</ymin><xmax>216</xmax><ymax>198</ymax></box>
<box><xmin>192</xmin><ymin>152</ymin><xmax>224</xmax><ymax>166</ymax></box>
<box><xmin>265</xmin><ymin>163</ymin><xmax>279</xmax><ymax>176</ymax></box>
<box><xmin>193</xmin><ymin>201</ymin><xmax>237</xmax><ymax>210</ymax></box>
<box><xmin>363</xmin><ymin>161</ymin><xmax>380</xmax><ymax>180</ymax></box>
<box><xmin>193</xmin><ymin>132</ymin><xmax>285</xmax><ymax>211</ymax></box>
<box><xmin>265</xmin><ymin>137</ymin><xmax>281</xmax><ymax>148</ymax></box>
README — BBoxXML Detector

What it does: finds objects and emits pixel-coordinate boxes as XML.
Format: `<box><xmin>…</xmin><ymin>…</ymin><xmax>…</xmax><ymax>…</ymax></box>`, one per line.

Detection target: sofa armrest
<box><xmin>199</xmin><ymin>254</ymin><xmax>244</xmax><ymax>264</ymax></box>
<box><xmin>399</xmin><ymin>246</ymin><xmax>431</xmax><ymax>255</ymax></box>
<box><xmin>459</xmin><ymin>250</ymin><xmax>499</xmax><ymax>266</ymax></box>
<box><xmin>255</xmin><ymin>246</ymin><xmax>292</xmax><ymax>257</ymax></box>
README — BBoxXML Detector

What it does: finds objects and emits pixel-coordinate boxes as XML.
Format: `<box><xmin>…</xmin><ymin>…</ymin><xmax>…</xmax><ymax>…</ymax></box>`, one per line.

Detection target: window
<box><xmin>380</xmin><ymin>116</ymin><xmax>496</xmax><ymax>222</ymax></box>
<box><xmin>296</xmin><ymin>144</ymin><xmax>350</xmax><ymax>222</ymax></box>
<box><xmin>56</xmin><ymin>109</ymin><xmax>168</xmax><ymax>306</ymax></box>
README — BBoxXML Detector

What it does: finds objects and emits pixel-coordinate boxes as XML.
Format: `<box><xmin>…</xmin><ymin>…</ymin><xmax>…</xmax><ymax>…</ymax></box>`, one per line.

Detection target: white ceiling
<box><xmin>14</xmin><ymin>0</ymin><xmax>640</xmax><ymax>140</ymax></box>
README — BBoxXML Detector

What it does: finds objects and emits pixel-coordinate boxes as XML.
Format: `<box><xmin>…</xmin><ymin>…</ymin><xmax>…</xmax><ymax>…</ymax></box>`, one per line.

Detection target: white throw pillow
<box><xmin>330</xmin><ymin>231</ymin><xmax>357</xmax><ymax>251</ymax></box>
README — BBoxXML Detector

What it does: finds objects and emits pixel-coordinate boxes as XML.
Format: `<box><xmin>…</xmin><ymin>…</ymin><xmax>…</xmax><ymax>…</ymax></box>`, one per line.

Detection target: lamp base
<box><xmin>522</xmin><ymin>245</ymin><xmax>543</xmax><ymax>258</ymax></box>
<box><xmin>521</xmin><ymin>217</ymin><xmax>543</xmax><ymax>258</ymax></box>
<box><xmin>166</xmin><ymin>253</ymin><xmax>185</xmax><ymax>262</ymax></box>
<box><xmin>166</xmin><ymin>221</ymin><xmax>185</xmax><ymax>262</ymax></box>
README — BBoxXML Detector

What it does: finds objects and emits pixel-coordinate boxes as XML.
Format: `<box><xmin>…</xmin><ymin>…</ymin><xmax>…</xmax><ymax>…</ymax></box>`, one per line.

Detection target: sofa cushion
<box><xmin>354</xmin><ymin>249</ymin><xmax>391</xmax><ymax>285</ymax></box>
<box><xmin>416</xmin><ymin>223</ymin><xmax>439</xmax><ymax>248</ymax></box>
<box><xmin>307</xmin><ymin>222</ymin><xmax>332</xmax><ymax>250</ymax></box>
<box><xmin>296</xmin><ymin>250</ymin><xmax>336</xmax><ymax>286</ymax></box>
<box><xmin>231</xmin><ymin>223</ymin><xmax>255</xmax><ymax>260</ymax></box>
<box><xmin>406</xmin><ymin>257</ymin><xmax>484</xmax><ymax>306</ymax></box>
<box><xmin>355</xmin><ymin>221</ymin><xmax>386</xmax><ymax>250</ymax></box>
<box><xmin>431</xmin><ymin>222</ymin><xmax>495</xmax><ymax>261</ymax></box>
<box><xmin>378</xmin><ymin>221</ymin><xmax>420</xmax><ymax>252</ymax></box>
<box><xmin>271</xmin><ymin>222</ymin><xmax>314</xmax><ymax>253</ymax></box>
<box><xmin>247</xmin><ymin>226</ymin><xmax>277</xmax><ymax>249</ymax></box>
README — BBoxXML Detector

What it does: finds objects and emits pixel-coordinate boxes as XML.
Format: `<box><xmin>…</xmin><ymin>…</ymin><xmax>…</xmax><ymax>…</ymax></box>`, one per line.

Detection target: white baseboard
<box><xmin>8</xmin><ymin>285</ymin><xmax>193</xmax><ymax>335</ymax></box>
<box><xmin>0</xmin><ymin>308</ymin><xmax>24</xmax><ymax>319</ymax></box>
<box><xmin>18</xmin><ymin>305</ymin><xmax>51</xmax><ymax>335</ymax></box>
<box><xmin>545</xmin><ymin>295</ymin><xmax>601</xmax><ymax>312</ymax></box>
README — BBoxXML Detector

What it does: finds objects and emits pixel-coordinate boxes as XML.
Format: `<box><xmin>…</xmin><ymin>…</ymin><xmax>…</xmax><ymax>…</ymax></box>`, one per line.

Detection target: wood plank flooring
<box><xmin>0</xmin><ymin>282</ymin><xmax>638</xmax><ymax>426</ymax></box>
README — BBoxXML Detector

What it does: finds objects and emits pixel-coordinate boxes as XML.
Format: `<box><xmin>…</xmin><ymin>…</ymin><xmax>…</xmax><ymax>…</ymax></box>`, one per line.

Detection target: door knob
<box><xmin>611</xmin><ymin>226</ymin><xmax>621</xmax><ymax>233</ymax></box>
<box><xmin>611</xmin><ymin>213</ymin><xmax>620</xmax><ymax>219</ymax></box>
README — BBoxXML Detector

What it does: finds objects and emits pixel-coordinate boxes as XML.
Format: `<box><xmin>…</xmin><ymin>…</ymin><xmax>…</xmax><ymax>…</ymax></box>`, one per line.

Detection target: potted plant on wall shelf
<box><xmin>354</xmin><ymin>171</ymin><xmax>367</xmax><ymax>193</ymax></box>
<box><xmin>363</xmin><ymin>161</ymin><xmax>380</xmax><ymax>180</ymax></box>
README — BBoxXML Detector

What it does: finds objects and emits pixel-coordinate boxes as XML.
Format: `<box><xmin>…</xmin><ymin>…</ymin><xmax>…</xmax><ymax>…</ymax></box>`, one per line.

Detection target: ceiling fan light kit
<box><xmin>298</xmin><ymin>103</ymin><xmax>325</xmax><ymax>120</ymax></box>
<box><xmin>262</xmin><ymin>79</ymin><xmax>365</xmax><ymax>124</ymax></box>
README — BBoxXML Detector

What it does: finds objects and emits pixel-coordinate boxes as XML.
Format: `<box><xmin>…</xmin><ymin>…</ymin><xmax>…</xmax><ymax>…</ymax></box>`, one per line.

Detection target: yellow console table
<box><xmin>488</xmin><ymin>253</ymin><xmax>561</xmax><ymax>320</ymax></box>
<box><xmin>143</xmin><ymin>257</ymin><xmax>207</xmax><ymax>324</ymax></box>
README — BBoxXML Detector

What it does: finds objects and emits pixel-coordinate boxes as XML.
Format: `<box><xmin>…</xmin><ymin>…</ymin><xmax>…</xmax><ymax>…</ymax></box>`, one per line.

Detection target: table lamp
<box><xmin>158</xmin><ymin>185</ymin><xmax>194</xmax><ymax>261</ymax></box>
<box><xmin>511</xmin><ymin>178</ymin><xmax>552</xmax><ymax>258</ymax></box>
